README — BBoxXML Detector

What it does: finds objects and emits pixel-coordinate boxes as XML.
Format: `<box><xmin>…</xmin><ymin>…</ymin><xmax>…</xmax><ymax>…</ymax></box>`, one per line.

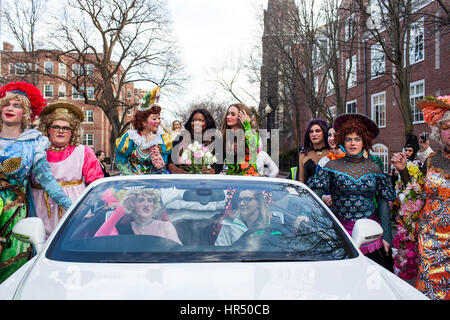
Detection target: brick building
<box><xmin>260</xmin><ymin>0</ymin><xmax>450</xmax><ymax>172</ymax></box>
<box><xmin>0</xmin><ymin>42</ymin><xmax>139</xmax><ymax>159</ymax></box>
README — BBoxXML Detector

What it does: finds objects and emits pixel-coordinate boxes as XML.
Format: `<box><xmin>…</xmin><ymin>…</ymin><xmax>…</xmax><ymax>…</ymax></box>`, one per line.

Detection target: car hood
<box><xmin>3</xmin><ymin>255</ymin><xmax>426</xmax><ymax>300</ymax></box>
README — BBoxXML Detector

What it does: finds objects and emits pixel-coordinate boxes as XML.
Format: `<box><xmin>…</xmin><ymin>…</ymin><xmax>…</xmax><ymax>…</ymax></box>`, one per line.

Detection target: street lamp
<box><xmin>265</xmin><ymin>104</ymin><xmax>272</xmax><ymax>154</ymax></box>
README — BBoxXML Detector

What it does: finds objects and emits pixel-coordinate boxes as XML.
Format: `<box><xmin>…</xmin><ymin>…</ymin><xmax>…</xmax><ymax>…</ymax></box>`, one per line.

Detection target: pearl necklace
<box><xmin>50</xmin><ymin>144</ymin><xmax>69</xmax><ymax>152</ymax></box>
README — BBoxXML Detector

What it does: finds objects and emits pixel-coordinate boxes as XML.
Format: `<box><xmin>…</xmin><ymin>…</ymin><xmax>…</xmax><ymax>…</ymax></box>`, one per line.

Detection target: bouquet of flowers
<box><xmin>180</xmin><ymin>141</ymin><xmax>217</xmax><ymax>174</ymax></box>
<box><xmin>391</xmin><ymin>162</ymin><xmax>424</xmax><ymax>280</ymax></box>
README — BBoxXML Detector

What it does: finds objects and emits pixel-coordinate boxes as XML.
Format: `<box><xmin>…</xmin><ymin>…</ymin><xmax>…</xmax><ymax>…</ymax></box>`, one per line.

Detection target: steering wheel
<box><xmin>231</xmin><ymin>227</ymin><xmax>283</xmax><ymax>248</ymax></box>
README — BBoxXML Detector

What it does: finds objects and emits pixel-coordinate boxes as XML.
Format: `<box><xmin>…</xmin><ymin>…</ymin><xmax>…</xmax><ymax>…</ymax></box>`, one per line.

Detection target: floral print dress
<box><xmin>414</xmin><ymin>151</ymin><xmax>449</xmax><ymax>300</ymax></box>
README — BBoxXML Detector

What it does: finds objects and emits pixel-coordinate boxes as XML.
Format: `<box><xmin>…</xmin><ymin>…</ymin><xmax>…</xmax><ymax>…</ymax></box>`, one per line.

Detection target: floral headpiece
<box><xmin>138</xmin><ymin>86</ymin><xmax>160</xmax><ymax>111</ymax></box>
<box><xmin>416</xmin><ymin>95</ymin><xmax>450</xmax><ymax>126</ymax></box>
<box><xmin>0</xmin><ymin>81</ymin><xmax>47</xmax><ymax>120</ymax></box>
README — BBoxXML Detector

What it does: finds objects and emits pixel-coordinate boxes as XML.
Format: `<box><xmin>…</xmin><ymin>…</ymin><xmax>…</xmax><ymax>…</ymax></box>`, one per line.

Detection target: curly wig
<box><xmin>335</xmin><ymin>118</ymin><xmax>374</xmax><ymax>151</ymax></box>
<box><xmin>38</xmin><ymin>108</ymin><xmax>82</xmax><ymax>146</ymax></box>
<box><xmin>131</xmin><ymin>105</ymin><xmax>161</xmax><ymax>131</ymax></box>
<box><xmin>0</xmin><ymin>91</ymin><xmax>33</xmax><ymax>131</ymax></box>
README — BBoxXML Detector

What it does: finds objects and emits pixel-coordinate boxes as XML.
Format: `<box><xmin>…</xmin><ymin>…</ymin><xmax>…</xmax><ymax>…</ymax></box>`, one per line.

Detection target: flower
<box><xmin>180</xmin><ymin>142</ymin><xmax>217</xmax><ymax>174</ymax></box>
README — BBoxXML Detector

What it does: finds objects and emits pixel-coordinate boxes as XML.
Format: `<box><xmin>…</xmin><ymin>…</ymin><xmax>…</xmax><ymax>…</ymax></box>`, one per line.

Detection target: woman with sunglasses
<box><xmin>31</xmin><ymin>102</ymin><xmax>103</xmax><ymax>238</ymax></box>
<box><xmin>214</xmin><ymin>189</ymin><xmax>272</xmax><ymax>246</ymax></box>
<box><xmin>0</xmin><ymin>82</ymin><xmax>72</xmax><ymax>282</ymax></box>
<box><xmin>95</xmin><ymin>188</ymin><xmax>182</xmax><ymax>245</ymax></box>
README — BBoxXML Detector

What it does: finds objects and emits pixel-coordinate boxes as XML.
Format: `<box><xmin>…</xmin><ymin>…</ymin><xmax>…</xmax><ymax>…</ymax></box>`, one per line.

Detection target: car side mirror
<box><xmin>12</xmin><ymin>218</ymin><xmax>46</xmax><ymax>254</ymax></box>
<box><xmin>351</xmin><ymin>219</ymin><xmax>383</xmax><ymax>249</ymax></box>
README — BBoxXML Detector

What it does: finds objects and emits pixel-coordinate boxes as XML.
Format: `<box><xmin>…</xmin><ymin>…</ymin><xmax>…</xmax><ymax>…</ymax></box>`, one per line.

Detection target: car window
<box><xmin>47</xmin><ymin>179</ymin><xmax>357</xmax><ymax>263</ymax></box>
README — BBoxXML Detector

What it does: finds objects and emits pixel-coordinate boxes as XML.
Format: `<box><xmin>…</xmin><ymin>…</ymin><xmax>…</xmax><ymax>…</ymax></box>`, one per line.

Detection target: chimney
<box><xmin>3</xmin><ymin>42</ymin><xmax>14</xmax><ymax>51</ymax></box>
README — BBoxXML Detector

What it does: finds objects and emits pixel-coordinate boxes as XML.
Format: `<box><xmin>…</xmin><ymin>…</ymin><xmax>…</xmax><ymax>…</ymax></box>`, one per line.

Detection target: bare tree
<box><xmin>1</xmin><ymin>0</ymin><xmax>47</xmax><ymax>84</ymax></box>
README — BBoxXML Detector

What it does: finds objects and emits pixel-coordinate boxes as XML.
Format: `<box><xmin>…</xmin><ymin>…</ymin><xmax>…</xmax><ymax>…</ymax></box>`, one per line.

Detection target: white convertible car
<box><xmin>0</xmin><ymin>175</ymin><xmax>427</xmax><ymax>300</ymax></box>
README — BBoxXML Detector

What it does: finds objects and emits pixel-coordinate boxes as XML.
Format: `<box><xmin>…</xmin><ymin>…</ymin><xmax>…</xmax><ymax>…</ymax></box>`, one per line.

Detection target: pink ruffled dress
<box><xmin>31</xmin><ymin>145</ymin><xmax>104</xmax><ymax>237</ymax></box>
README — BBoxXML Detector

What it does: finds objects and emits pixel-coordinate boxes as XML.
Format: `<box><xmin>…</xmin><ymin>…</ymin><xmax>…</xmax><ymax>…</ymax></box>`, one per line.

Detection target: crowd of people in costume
<box><xmin>0</xmin><ymin>80</ymin><xmax>448</xmax><ymax>300</ymax></box>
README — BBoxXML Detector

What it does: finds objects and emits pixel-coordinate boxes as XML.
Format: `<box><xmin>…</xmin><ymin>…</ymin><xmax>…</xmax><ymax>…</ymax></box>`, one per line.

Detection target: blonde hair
<box><xmin>0</xmin><ymin>92</ymin><xmax>32</xmax><ymax>131</ymax></box>
<box><xmin>38</xmin><ymin>108</ymin><xmax>82</xmax><ymax>146</ymax></box>
<box><xmin>430</xmin><ymin>110</ymin><xmax>450</xmax><ymax>148</ymax></box>
<box><xmin>234</xmin><ymin>190</ymin><xmax>271</xmax><ymax>225</ymax></box>
<box><xmin>118</xmin><ymin>188</ymin><xmax>163</xmax><ymax>220</ymax></box>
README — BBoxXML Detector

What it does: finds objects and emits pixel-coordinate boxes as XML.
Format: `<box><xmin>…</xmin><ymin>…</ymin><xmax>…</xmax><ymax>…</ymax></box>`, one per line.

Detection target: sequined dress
<box><xmin>308</xmin><ymin>155</ymin><xmax>395</xmax><ymax>254</ymax></box>
<box><xmin>0</xmin><ymin>129</ymin><xmax>72</xmax><ymax>282</ymax></box>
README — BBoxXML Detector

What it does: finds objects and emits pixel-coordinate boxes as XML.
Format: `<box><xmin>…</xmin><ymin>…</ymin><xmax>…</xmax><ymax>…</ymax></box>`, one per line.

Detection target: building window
<box><xmin>83</xmin><ymin>110</ymin><xmax>94</xmax><ymax>123</ymax></box>
<box><xmin>82</xmin><ymin>133</ymin><xmax>94</xmax><ymax>148</ymax></box>
<box><xmin>59</xmin><ymin>63</ymin><xmax>66</xmax><ymax>76</ymax></box>
<box><xmin>44</xmin><ymin>84</ymin><xmax>53</xmax><ymax>98</ymax></box>
<box><xmin>371</xmin><ymin>43</ymin><xmax>385</xmax><ymax>78</ymax></box>
<box><xmin>346</xmin><ymin>100</ymin><xmax>357</xmax><ymax>114</ymax></box>
<box><xmin>72</xmin><ymin>87</ymin><xmax>83</xmax><ymax>100</ymax></box>
<box><xmin>328</xmin><ymin>106</ymin><xmax>337</xmax><ymax>120</ymax></box>
<box><xmin>410</xmin><ymin>79</ymin><xmax>424</xmax><ymax>124</ymax></box>
<box><xmin>371</xmin><ymin>143</ymin><xmax>389</xmax><ymax>173</ymax></box>
<box><xmin>345</xmin><ymin>13</ymin><xmax>356</xmax><ymax>41</ymax></box>
<box><xmin>44</xmin><ymin>61</ymin><xmax>53</xmax><ymax>74</ymax></box>
<box><xmin>345</xmin><ymin>55</ymin><xmax>357</xmax><ymax>88</ymax></box>
<box><xmin>371</xmin><ymin>91</ymin><xmax>386</xmax><ymax>128</ymax></box>
<box><xmin>58</xmin><ymin>85</ymin><xmax>66</xmax><ymax>98</ymax></box>
<box><xmin>73</xmin><ymin>64</ymin><xmax>94</xmax><ymax>76</ymax></box>
<box><xmin>87</xmin><ymin>87</ymin><xmax>95</xmax><ymax>100</ymax></box>
<box><xmin>409</xmin><ymin>19</ymin><xmax>424</xmax><ymax>65</ymax></box>
<box><xmin>9</xmin><ymin>63</ymin><xmax>30</xmax><ymax>75</ymax></box>
<box><xmin>86</xmin><ymin>64</ymin><xmax>94</xmax><ymax>76</ymax></box>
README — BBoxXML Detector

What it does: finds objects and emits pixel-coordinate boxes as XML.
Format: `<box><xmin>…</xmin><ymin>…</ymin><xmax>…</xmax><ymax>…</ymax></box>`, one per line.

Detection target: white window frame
<box><xmin>44</xmin><ymin>61</ymin><xmax>53</xmax><ymax>74</ymax></box>
<box><xmin>59</xmin><ymin>63</ymin><xmax>66</xmax><ymax>76</ymax></box>
<box><xmin>72</xmin><ymin>87</ymin><xmax>83</xmax><ymax>100</ymax></box>
<box><xmin>345</xmin><ymin>13</ymin><xmax>356</xmax><ymax>41</ymax></box>
<box><xmin>346</xmin><ymin>100</ymin><xmax>357</xmax><ymax>114</ymax></box>
<box><xmin>410</xmin><ymin>79</ymin><xmax>425</xmax><ymax>124</ymax></box>
<box><xmin>58</xmin><ymin>85</ymin><xmax>66</xmax><ymax>98</ymax></box>
<box><xmin>83</xmin><ymin>110</ymin><xmax>94</xmax><ymax>123</ymax></box>
<box><xmin>409</xmin><ymin>19</ymin><xmax>424</xmax><ymax>65</ymax></box>
<box><xmin>82</xmin><ymin>133</ymin><xmax>94</xmax><ymax>148</ymax></box>
<box><xmin>346</xmin><ymin>55</ymin><xmax>357</xmax><ymax>88</ymax></box>
<box><xmin>328</xmin><ymin>106</ymin><xmax>337</xmax><ymax>120</ymax></box>
<box><xmin>371</xmin><ymin>143</ymin><xmax>389</xmax><ymax>173</ymax></box>
<box><xmin>43</xmin><ymin>84</ymin><xmax>53</xmax><ymax>98</ymax></box>
<box><xmin>371</xmin><ymin>91</ymin><xmax>386</xmax><ymax>128</ymax></box>
<box><xmin>371</xmin><ymin>43</ymin><xmax>385</xmax><ymax>79</ymax></box>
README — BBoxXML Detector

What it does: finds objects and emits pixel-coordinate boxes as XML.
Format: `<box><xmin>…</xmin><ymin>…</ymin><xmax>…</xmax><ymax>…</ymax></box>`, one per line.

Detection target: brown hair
<box><xmin>335</xmin><ymin>118</ymin><xmax>374</xmax><ymax>151</ymax></box>
<box><xmin>220</xmin><ymin>103</ymin><xmax>258</xmax><ymax>138</ymax></box>
<box><xmin>38</xmin><ymin>108</ymin><xmax>82</xmax><ymax>146</ymax></box>
<box><xmin>131</xmin><ymin>105</ymin><xmax>161</xmax><ymax>131</ymax></box>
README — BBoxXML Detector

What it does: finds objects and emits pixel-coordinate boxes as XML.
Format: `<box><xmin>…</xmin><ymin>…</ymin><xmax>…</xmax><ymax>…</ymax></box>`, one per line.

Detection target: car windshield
<box><xmin>47</xmin><ymin>178</ymin><xmax>357</xmax><ymax>263</ymax></box>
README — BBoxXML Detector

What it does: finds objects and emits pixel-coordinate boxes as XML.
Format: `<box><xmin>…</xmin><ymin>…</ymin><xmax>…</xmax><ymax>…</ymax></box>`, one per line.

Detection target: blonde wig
<box><xmin>430</xmin><ymin>110</ymin><xmax>450</xmax><ymax>148</ymax></box>
<box><xmin>38</xmin><ymin>107</ymin><xmax>82</xmax><ymax>146</ymax></box>
<box><xmin>115</xmin><ymin>188</ymin><xmax>163</xmax><ymax>220</ymax></box>
<box><xmin>0</xmin><ymin>91</ymin><xmax>32</xmax><ymax>131</ymax></box>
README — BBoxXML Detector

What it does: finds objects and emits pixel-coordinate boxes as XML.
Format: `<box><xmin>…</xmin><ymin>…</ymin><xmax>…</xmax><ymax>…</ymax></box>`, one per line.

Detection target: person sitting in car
<box><xmin>214</xmin><ymin>189</ymin><xmax>272</xmax><ymax>246</ymax></box>
<box><xmin>94</xmin><ymin>188</ymin><xmax>182</xmax><ymax>245</ymax></box>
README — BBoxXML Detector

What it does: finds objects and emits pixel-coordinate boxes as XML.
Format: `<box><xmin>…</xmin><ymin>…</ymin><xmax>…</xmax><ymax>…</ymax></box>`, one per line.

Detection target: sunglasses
<box><xmin>136</xmin><ymin>197</ymin><xmax>156</xmax><ymax>204</ymax></box>
<box><xmin>50</xmin><ymin>125</ymin><xmax>72</xmax><ymax>132</ymax></box>
<box><xmin>238</xmin><ymin>196</ymin><xmax>257</xmax><ymax>203</ymax></box>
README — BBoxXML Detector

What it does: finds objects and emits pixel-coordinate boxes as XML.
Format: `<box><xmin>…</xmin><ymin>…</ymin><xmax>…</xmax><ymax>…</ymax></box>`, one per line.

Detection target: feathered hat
<box><xmin>138</xmin><ymin>86</ymin><xmax>161</xmax><ymax>112</ymax></box>
<box><xmin>416</xmin><ymin>95</ymin><xmax>450</xmax><ymax>126</ymax></box>
<box><xmin>0</xmin><ymin>81</ymin><xmax>47</xmax><ymax>120</ymax></box>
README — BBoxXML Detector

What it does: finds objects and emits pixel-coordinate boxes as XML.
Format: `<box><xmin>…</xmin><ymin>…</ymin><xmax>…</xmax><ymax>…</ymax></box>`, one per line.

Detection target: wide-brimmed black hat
<box><xmin>333</xmin><ymin>113</ymin><xmax>379</xmax><ymax>139</ymax></box>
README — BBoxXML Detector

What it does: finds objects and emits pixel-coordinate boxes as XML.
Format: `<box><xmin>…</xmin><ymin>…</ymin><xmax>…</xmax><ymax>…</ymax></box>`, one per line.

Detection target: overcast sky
<box><xmin>161</xmin><ymin>0</ymin><xmax>266</xmax><ymax>123</ymax></box>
